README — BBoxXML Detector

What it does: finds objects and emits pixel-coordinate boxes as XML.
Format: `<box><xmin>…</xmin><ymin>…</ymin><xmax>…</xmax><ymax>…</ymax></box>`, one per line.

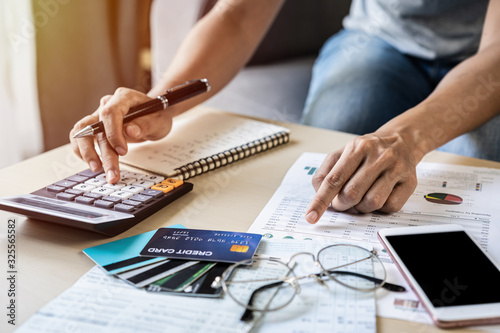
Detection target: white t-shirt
<box><xmin>343</xmin><ymin>0</ymin><xmax>488</xmax><ymax>60</ymax></box>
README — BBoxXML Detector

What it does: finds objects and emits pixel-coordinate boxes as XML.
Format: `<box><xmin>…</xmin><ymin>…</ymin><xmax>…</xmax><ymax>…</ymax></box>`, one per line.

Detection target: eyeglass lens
<box><xmin>224</xmin><ymin>259</ymin><xmax>298</xmax><ymax>312</ymax></box>
<box><xmin>317</xmin><ymin>245</ymin><xmax>386</xmax><ymax>291</ymax></box>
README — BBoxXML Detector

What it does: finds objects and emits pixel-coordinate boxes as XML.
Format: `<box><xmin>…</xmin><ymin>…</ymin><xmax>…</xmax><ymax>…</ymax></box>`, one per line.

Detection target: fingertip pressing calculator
<box><xmin>0</xmin><ymin>169</ymin><xmax>193</xmax><ymax>236</ymax></box>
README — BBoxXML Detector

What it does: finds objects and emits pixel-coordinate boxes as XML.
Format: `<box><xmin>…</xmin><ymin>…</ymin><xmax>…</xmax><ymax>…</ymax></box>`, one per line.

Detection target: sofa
<box><xmin>150</xmin><ymin>0</ymin><xmax>352</xmax><ymax>123</ymax></box>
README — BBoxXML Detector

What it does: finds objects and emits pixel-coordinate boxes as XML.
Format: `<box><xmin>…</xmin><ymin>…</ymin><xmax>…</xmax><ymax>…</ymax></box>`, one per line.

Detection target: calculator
<box><xmin>0</xmin><ymin>169</ymin><xmax>193</xmax><ymax>236</ymax></box>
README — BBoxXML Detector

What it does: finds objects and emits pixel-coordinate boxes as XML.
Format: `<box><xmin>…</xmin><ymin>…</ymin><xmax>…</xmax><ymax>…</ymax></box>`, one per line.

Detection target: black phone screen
<box><xmin>386</xmin><ymin>231</ymin><xmax>500</xmax><ymax>308</ymax></box>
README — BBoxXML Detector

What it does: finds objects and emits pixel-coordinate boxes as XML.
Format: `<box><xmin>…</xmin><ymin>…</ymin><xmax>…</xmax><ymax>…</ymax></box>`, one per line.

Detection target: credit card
<box><xmin>119</xmin><ymin>259</ymin><xmax>199</xmax><ymax>288</ymax></box>
<box><xmin>83</xmin><ymin>224</ymin><xmax>185</xmax><ymax>275</ymax></box>
<box><xmin>182</xmin><ymin>262</ymin><xmax>230</xmax><ymax>296</ymax></box>
<box><xmin>147</xmin><ymin>262</ymin><xmax>230</xmax><ymax>297</ymax></box>
<box><xmin>152</xmin><ymin>262</ymin><xmax>216</xmax><ymax>292</ymax></box>
<box><xmin>116</xmin><ymin>259</ymin><xmax>174</xmax><ymax>280</ymax></box>
<box><xmin>140</xmin><ymin>228</ymin><xmax>262</xmax><ymax>263</ymax></box>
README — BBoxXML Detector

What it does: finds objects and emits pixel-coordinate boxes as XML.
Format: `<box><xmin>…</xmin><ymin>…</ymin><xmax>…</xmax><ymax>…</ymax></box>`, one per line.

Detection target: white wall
<box><xmin>0</xmin><ymin>0</ymin><xmax>43</xmax><ymax>168</ymax></box>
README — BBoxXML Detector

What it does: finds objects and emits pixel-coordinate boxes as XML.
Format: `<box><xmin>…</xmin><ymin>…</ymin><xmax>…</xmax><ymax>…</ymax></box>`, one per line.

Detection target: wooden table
<box><xmin>1</xmin><ymin>107</ymin><xmax>499</xmax><ymax>332</ymax></box>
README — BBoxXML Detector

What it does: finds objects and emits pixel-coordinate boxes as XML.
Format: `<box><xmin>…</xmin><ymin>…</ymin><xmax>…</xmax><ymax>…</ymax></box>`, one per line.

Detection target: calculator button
<box><xmin>119</xmin><ymin>177</ymin><xmax>138</xmax><ymax>185</ymax></box>
<box><xmin>151</xmin><ymin>184</ymin><xmax>174</xmax><ymax>193</ymax></box>
<box><xmin>84</xmin><ymin>192</ymin><xmax>103</xmax><ymax>199</ymax></box>
<box><xmin>143</xmin><ymin>175</ymin><xmax>165</xmax><ymax>183</ymax></box>
<box><xmin>74</xmin><ymin>184</ymin><xmax>97</xmax><ymax>193</ymax></box>
<box><xmin>46</xmin><ymin>185</ymin><xmax>65</xmax><ymax>193</ymax></box>
<box><xmin>122</xmin><ymin>172</ymin><xmax>147</xmax><ymax>179</ymax></box>
<box><xmin>65</xmin><ymin>189</ymin><xmax>84</xmax><ymax>196</ymax></box>
<box><xmin>75</xmin><ymin>196</ymin><xmax>95</xmax><ymax>205</ymax></box>
<box><xmin>162</xmin><ymin>178</ymin><xmax>184</xmax><ymax>188</ymax></box>
<box><xmin>101</xmin><ymin>196</ymin><xmax>122</xmax><ymax>204</ymax></box>
<box><xmin>129</xmin><ymin>194</ymin><xmax>154</xmax><ymax>204</ymax></box>
<box><xmin>56</xmin><ymin>193</ymin><xmax>77</xmax><ymax>201</ymax></box>
<box><xmin>114</xmin><ymin>203</ymin><xmax>135</xmax><ymax>212</ymax></box>
<box><xmin>122</xmin><ymin>199</ymin><xmax>143</xmax><ymax>208</ymax></box>
<box><xmin>78</xmin><ymin>169</ymin><xmax>104</xmax><ymax>178</ymax></box>
<box><xmin>96</xmin><ymin>173</ymin><xmax>107</xmax><ymax>180</ymax></box>
<box><xmin>110</xmin><ymin>191</ymin><xmax>134</xmax><ymax>200</ymax></box>
<box><xmin>94</xmin><ymin>200</ymin><xmax>115</xmax><ymax>209</ymax></box>
<box><xmin>121</xmin><ymin>186</ymin><xmax>144</xmax><ymax>194</ymax></box>
<box><xmin>132</xmin><ymin>180</ymin><xmax>155</xmax><ymax>189</ymax></box>
<box><xmin>140</xmin><ymin>189</ymin><xmax>163</xmax><ymax>199</ymax></box>
<box><xmin>103</xmin><ymin>183</ymin><xmax>125</xmax><ymax>191</ymax></box>
<box><xmin>91</xmin><ymin>187</ymin><xmax>115</xmax><ymax>196</ymax></box>
<box><xmin>67</xmin><ymin>175</ymin><xmax>89</xmax><ymax>183</ymax></box>
<box><xmin>85</xmin><ymin>178</ymin><xmax>107</xmax><ymax>187</ymax></box>
<box><xmin>54</xmin><ymin>180</ymin><xmax>78</xmax><ymax>189</ymax></box>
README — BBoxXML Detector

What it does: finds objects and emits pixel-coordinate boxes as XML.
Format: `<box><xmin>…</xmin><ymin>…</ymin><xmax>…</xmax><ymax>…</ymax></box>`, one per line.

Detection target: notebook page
<box><xmin>120</xmin><ymin>112</ymin><xmax>289</xmax><ymax>176</ymax></box>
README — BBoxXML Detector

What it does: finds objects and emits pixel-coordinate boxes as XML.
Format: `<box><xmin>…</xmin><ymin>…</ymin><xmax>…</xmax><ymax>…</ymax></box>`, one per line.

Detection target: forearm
<box><xmin>148</xmin><ymin>0</ymin><xmax>284</xmax><ymax>116</ymax></box>
<box><xmin>376</xmin><ymin>44</ymin><xmax>500</xmax><ymax>162</ymax></box>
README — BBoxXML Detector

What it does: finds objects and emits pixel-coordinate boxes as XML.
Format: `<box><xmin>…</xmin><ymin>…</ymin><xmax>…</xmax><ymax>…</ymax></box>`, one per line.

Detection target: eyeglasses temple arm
<box><xmin>324</xmin><ymin>270</ymin><xmax>406</xmax><ymax>292</ymax></box>
<box><xmin>240</xmin><ymin>269</ymin><xmax>406</xmax><ymax>322</ymax></box>
<box><xmin>240</xmin><ymin>280</ymin><xmax>285</xmax><ymax>322</ymax></box>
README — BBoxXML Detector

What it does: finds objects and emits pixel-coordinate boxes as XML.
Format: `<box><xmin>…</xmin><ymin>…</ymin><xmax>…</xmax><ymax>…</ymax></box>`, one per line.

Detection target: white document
<box><xmin>17</xmin><ymin>239</ymin><xmax>375</xmax><ymax>333</ymax></box>
<box><xmin>248</xmin><ymin>152</ymin><xmax>500</xmax><ymax>330</ymax></box>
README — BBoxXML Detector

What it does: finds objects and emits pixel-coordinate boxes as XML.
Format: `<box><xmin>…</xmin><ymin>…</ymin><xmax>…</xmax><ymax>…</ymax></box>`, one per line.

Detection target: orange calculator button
<box><xmin>162</xmin><ymin>178</ymin><xmax>184</xmax><ymax>188</ymax></box>
<box><xmin>151</xmin><ymin>184</ymin><xmax>174</xmax><ymax>193</ymax></box>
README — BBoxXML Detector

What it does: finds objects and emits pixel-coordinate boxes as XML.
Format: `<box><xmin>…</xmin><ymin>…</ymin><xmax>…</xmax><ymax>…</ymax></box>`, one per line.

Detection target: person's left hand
<box><xmin>304</xmin><ymin>131</ymin><xmax>419</xmax><ymax>223</ymax></box>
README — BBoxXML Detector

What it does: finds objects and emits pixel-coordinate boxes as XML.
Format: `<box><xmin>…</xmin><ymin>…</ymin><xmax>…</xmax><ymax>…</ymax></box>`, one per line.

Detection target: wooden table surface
<box><xmin>1</xmin><ymin>107</ymin><xmax>499</xmax><ymax>332</ymax></box>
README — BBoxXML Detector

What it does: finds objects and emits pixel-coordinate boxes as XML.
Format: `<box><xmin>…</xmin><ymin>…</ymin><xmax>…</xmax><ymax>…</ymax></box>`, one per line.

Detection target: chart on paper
<box><xmin>261</xmin><ymin>197</ymin><xmax>491</xmax><ymax>250</ymax></box>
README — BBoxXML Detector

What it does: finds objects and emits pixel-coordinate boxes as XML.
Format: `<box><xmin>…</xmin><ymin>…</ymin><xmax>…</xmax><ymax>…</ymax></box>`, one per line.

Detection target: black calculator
<box><xmin>0</xmin><ymin>169</ymin><xmax>193</xmax><ymax>236</ymax></box>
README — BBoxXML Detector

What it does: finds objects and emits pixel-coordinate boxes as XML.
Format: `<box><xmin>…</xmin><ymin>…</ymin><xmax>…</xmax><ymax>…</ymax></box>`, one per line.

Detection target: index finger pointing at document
<box><xmin>305</xmin><ymin>132</ymin><xmax>419</xmax><ymax>223</ymax></box>
<box><xmin>305</xmin><ymin>149</ymin><xmax>359</xmax><ymax>223</ymax></box>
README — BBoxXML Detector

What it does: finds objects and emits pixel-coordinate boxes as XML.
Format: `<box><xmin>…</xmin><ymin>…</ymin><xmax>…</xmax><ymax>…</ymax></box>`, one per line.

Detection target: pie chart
<box><xmin>424</xmin><ymin>193</ymin><xmax>463</xmax><ymax>205</ymax></box>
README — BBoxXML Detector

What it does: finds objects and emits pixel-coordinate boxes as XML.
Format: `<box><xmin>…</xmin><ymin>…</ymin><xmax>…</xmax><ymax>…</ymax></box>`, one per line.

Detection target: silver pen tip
<box><xmin>73</xmin><ymin>126</ymin><xmax>93</xmax><ymax>138</ymax></box>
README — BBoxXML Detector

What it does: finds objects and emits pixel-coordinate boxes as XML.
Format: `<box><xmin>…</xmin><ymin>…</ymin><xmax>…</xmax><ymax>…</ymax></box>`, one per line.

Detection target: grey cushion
<box><xmin>204</xmin><ymin>57</ymin><xmax>315</xmax><ymax>123</ymax></box>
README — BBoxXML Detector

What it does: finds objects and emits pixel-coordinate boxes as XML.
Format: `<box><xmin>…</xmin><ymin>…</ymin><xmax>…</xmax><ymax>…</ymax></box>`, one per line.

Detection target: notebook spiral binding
<box><xmin>174</xmin><ymin>131</ymin><xmax>290</xmax><ymax>180</ymax></box>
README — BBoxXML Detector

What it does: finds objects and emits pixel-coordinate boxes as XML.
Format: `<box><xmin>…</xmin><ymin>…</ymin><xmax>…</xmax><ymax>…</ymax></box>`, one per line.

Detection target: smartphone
<box><xmin>378</xmin><ymin>224</ymin><xmax>500</xmax><ymax>328</ymax></box>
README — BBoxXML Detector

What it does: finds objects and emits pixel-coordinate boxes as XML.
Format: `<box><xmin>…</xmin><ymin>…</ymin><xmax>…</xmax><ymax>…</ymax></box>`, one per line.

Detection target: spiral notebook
<box><xmin>120</xmin><ymin>111</ymin><xmax>290</xmax><ymax>180</ymax></box>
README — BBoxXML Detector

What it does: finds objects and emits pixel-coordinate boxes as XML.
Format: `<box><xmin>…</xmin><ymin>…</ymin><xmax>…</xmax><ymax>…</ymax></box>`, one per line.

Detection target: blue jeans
<box><xmin>301</xmin><ymin>29</ymin><xmax>500</xmax><ymax>162</ymax></box>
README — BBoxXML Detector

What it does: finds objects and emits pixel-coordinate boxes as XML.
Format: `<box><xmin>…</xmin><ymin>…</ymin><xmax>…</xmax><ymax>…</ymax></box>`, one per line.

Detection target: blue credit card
<box><xmin>140</xmin><ymin>228</ymin><xmax>263</xmax><ymax>263</ymax></box>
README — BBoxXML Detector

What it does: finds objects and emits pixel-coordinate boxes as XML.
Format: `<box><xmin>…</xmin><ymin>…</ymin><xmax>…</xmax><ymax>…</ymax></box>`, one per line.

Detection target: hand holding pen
<box><xmin>70</xmin><ymin>79</ymin><xmax>210</xmax><ymax>183</ymax></box>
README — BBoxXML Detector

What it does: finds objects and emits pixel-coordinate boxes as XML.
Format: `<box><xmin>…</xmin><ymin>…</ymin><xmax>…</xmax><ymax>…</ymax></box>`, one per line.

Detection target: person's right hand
<box><xmin>70</xmin><ymin>88</ymin><xmax>174</xmax><ymax>184</ymax></box>
<box><xmin>304</xmin><ymin>130</ymin><xmax>420</xmax><ymax>223</ymax></box>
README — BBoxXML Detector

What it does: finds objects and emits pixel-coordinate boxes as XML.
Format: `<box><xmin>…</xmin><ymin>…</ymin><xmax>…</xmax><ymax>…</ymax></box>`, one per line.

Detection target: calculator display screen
<box><xmin>386</xmin><ymin>231</ymin><xmax>500</xmax><ymax>307</ymax></box>
<box><xmin>12</xmin><ymin>197</ymin><xmax>105</xmax><ymax>218</ymax></box>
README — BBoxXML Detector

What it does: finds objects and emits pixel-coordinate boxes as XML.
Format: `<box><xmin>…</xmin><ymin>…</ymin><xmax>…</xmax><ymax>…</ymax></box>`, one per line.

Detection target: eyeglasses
<box><xmin>213</xmin><ymin>244</ymin><xmax>405</xmax><ymax>323</ymax></box>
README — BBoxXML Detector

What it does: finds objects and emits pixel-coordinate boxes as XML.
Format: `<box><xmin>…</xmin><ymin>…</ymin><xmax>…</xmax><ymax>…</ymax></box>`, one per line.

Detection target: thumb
<box><xmin>123</xmin><ymin>113</ymin><xmax>173</xmax><ymax>143</ymax></box>
<box><xmin>124</xmin><ymin>123</ymin><xmax>143</xmax><ymax>142</ymax></box>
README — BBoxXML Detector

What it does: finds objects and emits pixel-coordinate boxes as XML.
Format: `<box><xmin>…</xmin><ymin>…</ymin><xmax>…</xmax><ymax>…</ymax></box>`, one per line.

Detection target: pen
<box><xmin>73</xmin><ymin>78</ymin><xmax>211</xmax><ymax>138</ymax></box>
